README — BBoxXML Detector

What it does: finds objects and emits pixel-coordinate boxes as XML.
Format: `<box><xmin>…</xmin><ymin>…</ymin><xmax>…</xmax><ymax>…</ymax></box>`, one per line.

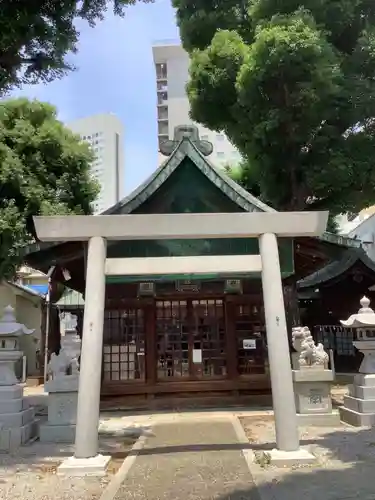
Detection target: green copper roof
<box><xmin>103</xmin><ymin>132</ymin><xmax>273</xmax><ymax>215</ymax></box>
<box><xmin>55</xmin><ymin>287</ymin><xmax>84</xmax><ymax>308</ymax></box>
<box><xmin>298</xmin><ymin>248</ymin><xmax>375</xmax><ymax>289</ymax></box>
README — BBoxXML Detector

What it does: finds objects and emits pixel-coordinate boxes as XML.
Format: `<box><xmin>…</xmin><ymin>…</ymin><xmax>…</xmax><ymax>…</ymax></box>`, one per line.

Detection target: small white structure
<box><xmin>0</xmin><ymin>306</ymin><xmax>38</xmax><ymax>451</ymax></box>
<box><xmin>340</xmin><ymin>296</ymin><xmax>375</xmax><ymax>426</ymax></box>
<box><xmin>39</xmin><ymin>319</ymin><xmax>81</xmax><ymax>443</ymax></box>
<box><xmin>291</xmin><ymin>327</ymin><xmax>339</xmax><ymax>426</ymax></box>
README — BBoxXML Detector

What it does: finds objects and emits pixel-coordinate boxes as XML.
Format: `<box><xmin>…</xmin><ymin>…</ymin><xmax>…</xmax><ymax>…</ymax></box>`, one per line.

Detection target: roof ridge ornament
<box><xmin>159</xmin><ymin>125</ymin><xmax>214</xmax><ymax>157</ymax></box>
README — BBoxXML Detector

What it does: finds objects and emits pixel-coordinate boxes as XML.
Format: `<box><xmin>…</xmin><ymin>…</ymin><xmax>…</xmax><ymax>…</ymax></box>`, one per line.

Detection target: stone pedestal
<box><xmin>292</xmin><ymin>368</ymin><xmax>340</xmax><ymax>426</ymax></box>
<box><xmin>0</xmin><ymin>384</ymin><xmax>38</xmax><ymax>451</ymax></box>
<box><xmin>40</xmin><ymin>375</ymin><xmax>79</xmax><ymax>443</ymax></box>
<box><xmin>340</xmin><ymin>374</ymin><xmax>375</xmax><ymax>426</ymax></box>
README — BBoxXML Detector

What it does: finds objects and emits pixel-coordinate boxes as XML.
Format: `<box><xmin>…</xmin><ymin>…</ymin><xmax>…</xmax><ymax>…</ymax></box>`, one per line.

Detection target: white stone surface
<box><xmin>297</xmin><ymin>410</ymin><xmax>341</xmax><ymax>426</ymax></box>
<box><xmin>292</xmin><ymin>369</ymin><xmax>334</xmax><ymax>383</ymax></box>
<box><xmin>33</xmin><ymin>211</ymin><xmax>329</xmax><ymax>241</ymax></box>
<box><xmin>260</xmin><ymin>232</ymin><xmax>300</xmax><ymax>452</ymax></box>
<box><xmin>41</xmin><ymin>375</ymin><xmax>79</xmax><ymax>443</ymax></box>
<box><xmin>41</xmin><ymin>326</ymin><xmax>81</xmax><ymax>443</ymax></box>
<box><xmin>74</xmin><ymin>236</ymin><xmax>106</xmax><ymax>459</ymax></box>
<box><xmin>263</xmin><ymin>448</ymin><xmax>316</xmax><ymax>467</ymax></box>
<box><xmin>39</xmin><ymin>423</ymin><xmax>76</xmax><ymax>443</ymax></box>
<box><xmin>57</xmin><ymin>454</ymin><xmax>111</xmax><ymax>476</ymax></box>
<box><xmin>0</xmin><ymin>381</ymin><xmax>37</xmax><ymax>451</ymax></box>
<box><xmin>47</xmin><ymin>391</ymin><xmax>78</xmax><ymax>425</ymax></box>
<box><xmin>292</xmin><ymin>368</ymin><xmax>336</xmax><ymax>425</ymax></box>
<box><xmin>40</xmin><ymin>384</ymin><xmax>78</xmax><ymax>443</ymax></box>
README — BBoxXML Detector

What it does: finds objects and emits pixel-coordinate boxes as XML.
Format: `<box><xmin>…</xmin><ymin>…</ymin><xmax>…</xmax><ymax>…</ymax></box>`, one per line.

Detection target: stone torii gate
<box><xmin>33</xmin><ymin>211</ymin><xmax>328</xmax><ymax>474</ymax></box>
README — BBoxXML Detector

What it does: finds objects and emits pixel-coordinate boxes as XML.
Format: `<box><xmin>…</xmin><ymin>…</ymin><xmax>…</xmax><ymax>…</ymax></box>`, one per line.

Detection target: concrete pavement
<box><xmin>112</xmin><ymin>420</ymin><xmax>260</xmax><ymax>500</ymax></box>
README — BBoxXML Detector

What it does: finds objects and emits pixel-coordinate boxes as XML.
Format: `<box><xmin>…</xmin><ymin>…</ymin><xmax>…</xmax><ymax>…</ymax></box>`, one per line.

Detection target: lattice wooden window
<box><xmin>192</xmin><ymin>299</ymin><xmax>226</xmax><ymax>377</ymax></box>
<box><xmin>103</xmin><ymin>308</ymin><xmax>145</xmax><ymax>381</ymax></box>
<box><xmin>235</xmin><ymin>304</ymin><xmax>266</xmax><ymax>375</ymax></box>
<box><xmin>156</xmin><ymin>300</ymin><xmax>189</xmax><ymax>378</ymax></box>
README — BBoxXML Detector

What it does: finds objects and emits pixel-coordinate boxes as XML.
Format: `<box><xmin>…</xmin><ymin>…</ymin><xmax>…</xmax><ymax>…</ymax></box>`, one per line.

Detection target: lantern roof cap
<box><xmin>341</xmin><ymin>296</ymin><xmax>375</xmax><ymax>328</ymax></box>
<box><xmin>0</xmin><ymin>305</ymin><xmax>35</xmax><ymax>336</ymax></box>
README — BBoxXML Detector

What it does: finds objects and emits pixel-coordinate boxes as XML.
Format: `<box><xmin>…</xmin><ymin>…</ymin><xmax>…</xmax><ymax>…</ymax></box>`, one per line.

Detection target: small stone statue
<box><xmin>47</xmin><ymin>348</ymin><xmax>79</xmax><ymax>380</ymax></box>
<box><xmin>292</xmin><ymin>326</ymin><xmax>328</xmax><ymax>368</ymax></box>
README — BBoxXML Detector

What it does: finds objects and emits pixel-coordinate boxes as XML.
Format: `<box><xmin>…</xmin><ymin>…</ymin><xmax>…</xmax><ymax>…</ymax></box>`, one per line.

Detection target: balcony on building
<box><xmin>158</xmin><ymin>122</ymin><xmax>169</xmax><ymax>136</ymax></box>
<box><xmin>157</xmin><ymin>92</ymin><xmax>168</xmax><ymax>107</ymax></box>
<box><xmin>156</xmin><ymin>63</ymin><xmax>167</xmax><ymax>81</ymax></box>
<box><xmin>158</xmin><ymin>106</ymin><xmax>169</xmax><ymax>122</ymax></box>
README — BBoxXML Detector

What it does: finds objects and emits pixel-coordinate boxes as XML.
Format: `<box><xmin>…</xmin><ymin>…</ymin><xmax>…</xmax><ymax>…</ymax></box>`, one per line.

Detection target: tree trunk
<box><xmin>283</xmin><ymin>280</ymin><xmax>301</xmax><ymax>347</ymax></box>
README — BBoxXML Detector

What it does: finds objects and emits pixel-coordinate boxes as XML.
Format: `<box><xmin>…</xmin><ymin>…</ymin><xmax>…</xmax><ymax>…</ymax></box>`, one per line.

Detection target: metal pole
<box><xmin>329</xmin><ymin>348</ymin><xmax>336</xmax><ymax>379</ymax></box>
<box><xmin>43</xmin><ymin>276</ymin><xmax>51</xmax><ymax>383</ymax></box>
<box><xmin>21</xmin><ymin>355</ymin><xmax>27</xmax><ymax>383</ymax></box>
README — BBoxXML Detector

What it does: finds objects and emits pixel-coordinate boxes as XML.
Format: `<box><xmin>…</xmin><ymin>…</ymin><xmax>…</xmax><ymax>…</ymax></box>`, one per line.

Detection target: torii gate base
<box><xmin>33</xmin><ymin>212</ymin><xmax>328</xmax><ymax>474</ymax></box>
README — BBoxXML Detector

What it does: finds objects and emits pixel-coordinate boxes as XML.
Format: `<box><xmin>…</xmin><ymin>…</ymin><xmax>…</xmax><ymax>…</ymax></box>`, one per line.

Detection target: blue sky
<box><xmin>12</xmin><ymin>0</ymin><xmax>179</xmax><ymax>194</ymax></box>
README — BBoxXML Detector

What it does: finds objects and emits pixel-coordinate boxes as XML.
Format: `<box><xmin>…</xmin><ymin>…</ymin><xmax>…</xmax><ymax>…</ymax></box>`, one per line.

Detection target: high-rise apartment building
<box><xmin>152</xmin><ymin>41</ymin><xmax>242</xmax><ymax>167</ymax></box>
<box><xmin>67</xmin><ymin>113</ymin><xmax>124</xmax><ymax>214</ymax></box>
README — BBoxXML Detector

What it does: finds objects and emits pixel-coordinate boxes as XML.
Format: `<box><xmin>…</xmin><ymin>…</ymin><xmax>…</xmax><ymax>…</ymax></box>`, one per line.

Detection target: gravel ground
<box><xmin>0</xmin><ymin>442</ymin><xmax>108</xmax><ymax>500</ymax></box>
<box><xmin>240</xmin><ymin>416</ymin><xmax>375</xmax><ymax>500</ymax></box>
<box><xmin>0</xmin><ymin>422</ymin><xmax>145</xmax><ymax>500</ymax></box>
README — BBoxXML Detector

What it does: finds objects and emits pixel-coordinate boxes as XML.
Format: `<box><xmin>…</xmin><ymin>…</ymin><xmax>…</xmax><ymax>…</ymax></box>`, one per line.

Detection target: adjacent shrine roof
<box><xmin>298</xmin><ymin>248</ymin><xmax>375</xmax><ymax>290</ymax></box>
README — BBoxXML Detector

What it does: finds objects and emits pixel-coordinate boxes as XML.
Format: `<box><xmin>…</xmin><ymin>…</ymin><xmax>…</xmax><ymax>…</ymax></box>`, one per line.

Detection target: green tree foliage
<box><xmin>0</xmin><ymin>98</ymin><xmax>99</xmax><ymax>278</ymax></box>
<box><xmin>173</xmin><ymin>0</ymin><xmax>375</xmax><ymax>216</ymax></box>
<box><xmin>225</xmin><ymin>160</ymin><xmax>339</xmax><ymax>232</ymax></box>
<box><xmin>0</xmin><ymin>0</ymin><xmax>153</xmax><ymax>94</ymax></box>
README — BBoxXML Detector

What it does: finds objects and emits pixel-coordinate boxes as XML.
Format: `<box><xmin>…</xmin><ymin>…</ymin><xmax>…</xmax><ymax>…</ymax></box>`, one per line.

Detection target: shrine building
<box><xmin>25</xmin><ymin>125</ymin><xmax>352</xmax><ymax>409</ymax></box>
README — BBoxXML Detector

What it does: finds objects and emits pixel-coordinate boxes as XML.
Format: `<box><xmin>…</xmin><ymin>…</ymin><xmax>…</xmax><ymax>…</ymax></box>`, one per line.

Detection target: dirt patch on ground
<box><xmin>238</xmin><ymin>413</ymin><xmax>375</xmax><ymax>500</ymax></box>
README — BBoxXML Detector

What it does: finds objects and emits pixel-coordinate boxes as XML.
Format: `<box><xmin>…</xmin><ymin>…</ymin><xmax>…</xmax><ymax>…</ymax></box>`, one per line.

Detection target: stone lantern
<box><xmin>341</xmin><ymin>296</ymin><xmax>375</xmax><ymax>374</ymax></box>
<box><xmin>340</xmin><ymin>296</ymin><xmax>375</xmax><ymax>426</ymax></box>
<box><xmin>0</xmin><ymin>305</ymin><xmax>34</xmax><ymax>386</ymax></box>
<box><xmin>0</xmin><ymin>305</ymin><xmax>38</xmax><ymax>451</ymax></box>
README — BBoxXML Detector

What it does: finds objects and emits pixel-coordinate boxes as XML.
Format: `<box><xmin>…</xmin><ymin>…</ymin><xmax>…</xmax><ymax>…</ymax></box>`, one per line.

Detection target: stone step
<box><xmin>0</xmin><ymin>385</ymin><xmax>23</xmax><ymax>400</ymax></box>
<box><xmin>0</xmin><ymin>417</ymin><xmax>39</xmax><ymax>452</ymax></box>
<box><xmin>297</xmin><ymin>411</ymin><xmax>340</xmax><ymax>426</ymax></box>
<box><xmin>339</xmin><ymin>406</ymin><xmax>375</xmax><ymax>427</ymax></box>
<box><xmin>0</xmin><ymin>398</ymin><xmax>23</xmax><ymax>413</ymax></box>
<box><xmin>39</xmin><ymin>422</ymin><xmax>76</xmax><ymax>443</ymax></box>
<box><xmin>0</xmin><ymin>407</ymin><xmax>35</xmax><ymax>429</ymax></box>
<box><xmin>349</xmin><ymin>384</ymin><xmax>375</xmax><ymax>399</ymax></box>
<box><xmin>354</xmin><ymin>374</ymin><xmax>375</xmax><ymax>387</ymax></box>
<box><xmin>344</xmin><ymin>395</ymin><xmax>375</xmax><ymax>414</ymax></box>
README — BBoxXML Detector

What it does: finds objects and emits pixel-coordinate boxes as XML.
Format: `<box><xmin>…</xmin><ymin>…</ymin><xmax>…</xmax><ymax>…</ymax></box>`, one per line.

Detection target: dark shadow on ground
<box><xmin>100</xmin><ymin>405</ymin><xmax>273</xmax><ymax>416</ymax></box>
<box><xmin>0</xmin><ymin>425</ymin><xmax>153</xmax><ymax>473</ymax></box>
<box><xmin>215</xmin><ymin>426</ymin><xmax>375</xmax><ymax>500</ymax></box>
<box><xmin>131</xmin><ymin>438</ymin><xmax>322</xmax><ymax>457</ymax></box>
